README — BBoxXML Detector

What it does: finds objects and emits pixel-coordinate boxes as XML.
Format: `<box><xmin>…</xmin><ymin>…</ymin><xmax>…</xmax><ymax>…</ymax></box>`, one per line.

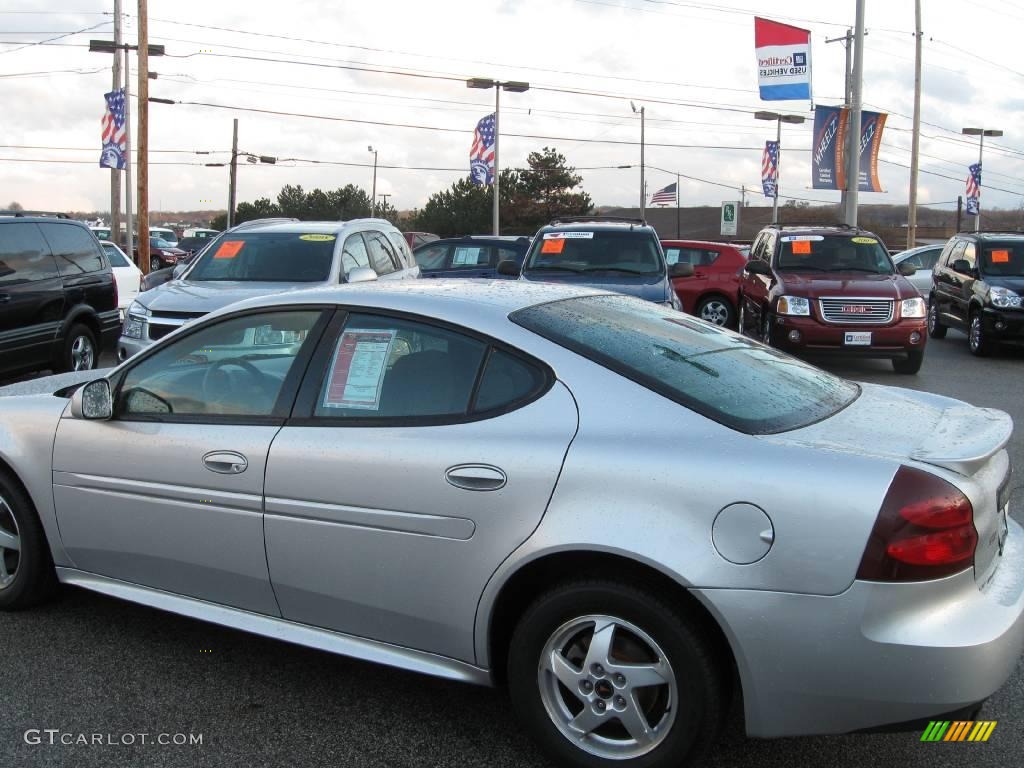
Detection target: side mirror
<box><xmin>347</xmin><ymin>266</ymin><xmax>378</xmax><ymax>284</ymax></box>
<box><xmin>668</xmin><ymin>262</ymin><xmax>695</xmax><ymax>278</ymax></box>
<box><xmin>744</xmin><ymin>259</ymin><xmax>772</xmax><ymax>276</ymax></box>
<box><xmin>897</xmin><ymin>261</ymin><xmax>917</xmax><ymax>277</ymax></box>
<box><xmin>70</xmin><ymin>379</ymin><xmax>113</xmax><ymax>420</ymax></box>
<box><xmin>497</xmin><ymin>259</ymin><xmax>521</xmax><ymax>277</ymax></box>
<box><xmin>172</xmin><ymin>263</ymin><xmax>187</xmax><ymax>279</ymax></box>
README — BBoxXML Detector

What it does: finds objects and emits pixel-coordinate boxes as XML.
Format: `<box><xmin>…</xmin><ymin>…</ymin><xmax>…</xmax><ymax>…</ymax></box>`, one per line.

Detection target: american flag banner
<box><xmin>966</xmin><ymin>162</ymin><xmax>982</xmax><ymax>216</ymax></box>
<box><xmin>762</xmin><ymin>140</ymin><xmax>779</xmax><ymax>198</ymax></box>
<box><xmin>469</xmin><ymin>113</ymin><xmax>496</xmax><ymax>185</ymax></box>
<box><xmin>100</xmin><ymin>88</ymin><xmax>127</xmax><ymax>170</ymax></box>
<box><xmin>650</xmin><ymin>183</ymin><xmax>677</xmax><ymax>206</ymax></box>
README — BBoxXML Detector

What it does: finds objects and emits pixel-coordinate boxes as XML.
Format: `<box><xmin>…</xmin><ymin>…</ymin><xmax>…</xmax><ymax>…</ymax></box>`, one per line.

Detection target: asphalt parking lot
<box><xmin>1</xmin><ymin>330</ymin><xmax>1021</xmax><ymax>768</ymax></box>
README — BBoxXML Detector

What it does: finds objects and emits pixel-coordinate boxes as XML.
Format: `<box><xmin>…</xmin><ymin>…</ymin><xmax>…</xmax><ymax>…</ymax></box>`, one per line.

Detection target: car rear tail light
<box><xmin>856</xmin><ymin>465</ymin><xmax>977</xmax><ymax>581</ymax></box>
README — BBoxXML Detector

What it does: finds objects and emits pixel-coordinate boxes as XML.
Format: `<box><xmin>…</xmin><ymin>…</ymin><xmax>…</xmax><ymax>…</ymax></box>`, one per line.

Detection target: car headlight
<box><xmin>776</xmin><ymin>295</ymin><xmax>810</xmax><ymax>316</ymax></box>
<box><xmin>990</xmin><ymin>286</ymin><xmax>1023</xmax><ymax>309</ymax></box>
<box><xmin>122</xmin><ymin>316</ymin><xmax>144</xmax><ymax>339</ymax></box>
<box><xmin>126</xmin><ymin>300</ymin><xmax>150</xmax><ymax>318</ymax></box>
<box><xmin>900</xmin><ymin>297</ymin><xmax>927</xmax><ymax>318</ymax></box>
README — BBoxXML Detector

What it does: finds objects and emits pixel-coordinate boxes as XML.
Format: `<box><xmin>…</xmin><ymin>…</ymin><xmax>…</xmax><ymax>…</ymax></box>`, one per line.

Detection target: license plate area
<box><xmin>844</xmin><ymin>331</ymin><xmax>872</xmax><ymax>346</ymax></box>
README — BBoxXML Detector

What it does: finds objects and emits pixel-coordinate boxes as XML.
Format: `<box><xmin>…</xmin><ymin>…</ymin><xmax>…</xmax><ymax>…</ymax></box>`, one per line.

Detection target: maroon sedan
<box><xmin>662</xmin><ymin>240</ymin><xmax>747</xmax><ymax>327</ymax></box>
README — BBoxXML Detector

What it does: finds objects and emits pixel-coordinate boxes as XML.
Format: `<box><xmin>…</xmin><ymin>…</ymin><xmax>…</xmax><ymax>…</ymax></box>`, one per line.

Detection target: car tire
<box><xmin>968</xmin><ymin>311</ymin><xmax>992</xmax><ymax>357</ymax></box>
<box><xmin>507</xmin><ymin>579</ymin><xmax>727</xmax><ymax>768</ymax></box>
<box><xmin>927</xmin><ymin>300</ymin><xmax>947</xmax><ymax>339</ymax></box>
<box><xmin>760</xmin><ymin>311</ymin><xmax>774</xmax><ymax>346</ymax></box>
<box><xmin>59</xmin><ymin>324</ymin><xmax>98</xmax><ymax>373</ymax></box>
<box><xmin>0</xmin><ymin>469</ymin><xmax>58</xmax><ymax>611</ymax></box>
<box><xmin>892</xmin><ymin>350</ymin><xmax>924</xmax><ymax>375</ymax></box>
<box><xmin>697</xmin><ymin>297</ymin><xmax>736</xmax><ymax>328</ymax></box>
<box><xmin>150</xmin><ymin>257</ymin><xmax>161</xmax><ymax>273</ymax></box>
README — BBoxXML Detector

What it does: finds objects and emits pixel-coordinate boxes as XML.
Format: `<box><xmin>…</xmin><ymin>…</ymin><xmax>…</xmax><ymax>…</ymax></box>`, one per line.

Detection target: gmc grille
<box><xmin>819</xmin><ymin>298</ymin><xmax>894</xmax><ymax>325</ymax></box>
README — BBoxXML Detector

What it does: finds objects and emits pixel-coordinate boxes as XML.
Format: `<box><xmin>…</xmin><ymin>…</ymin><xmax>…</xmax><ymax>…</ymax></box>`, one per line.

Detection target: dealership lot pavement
<box><xmin>1</xmin><ymin>330</ymin><xmax>1021</xmax><ymax>768</ymax></box>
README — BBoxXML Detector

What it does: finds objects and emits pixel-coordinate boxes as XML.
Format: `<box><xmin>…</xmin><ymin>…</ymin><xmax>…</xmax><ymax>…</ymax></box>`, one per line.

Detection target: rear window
<box><xmin>777</xmin><ymin>234</ymin><xmax>894</xmax><ymax>274</ymax></box>
<box><xmin>102</xmin><ymin>244</ymin><xmax>130</xmax><ymax>267</ymax></box>
<box><xmin>511</xmin><ymin>295</ymin><xmax>859</xmax><ymax>434</ymax></box>
<box><xmin>187</xmin><ymin>232</ymin><xmax>336</xmax><ymax>282</ymax></box>
<box><xmin>980</xmin><ymin>242</ymin><xmax>1024</xmax><ymax>277</ymax></box>
<box><xmin>523</xmin><ymin>230</ymin><xmax>664</xmax><ymax>276</ymax></box>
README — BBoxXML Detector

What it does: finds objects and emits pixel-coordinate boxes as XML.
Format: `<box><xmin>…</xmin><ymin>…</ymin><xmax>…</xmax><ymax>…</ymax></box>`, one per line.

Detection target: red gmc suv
<box><xmin>738</xmin><ymin>224</ymin><xmax>927</xmax><ymax>374</ymax></box>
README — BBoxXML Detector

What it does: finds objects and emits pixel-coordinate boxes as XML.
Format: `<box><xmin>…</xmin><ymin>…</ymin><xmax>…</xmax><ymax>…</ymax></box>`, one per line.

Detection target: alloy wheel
<box><xmin>699</xmin><ymin>300</ymin><xmax>730</xmax><ymax>326</ymax></box>
<box><xmin>970</xmin><ymin>314</ymin><xmax>984</xmax><ymax>353</ymax></box>
<box><xmin>537</xmin><ymin>614</ymin><xmax>677</xmax><ymax>760</ymax></box>
<box><xmin>0</xmin><ymin>495</ymin><xmax>21</xmax><ymax>590</ymax></box>
<box><xmin>928</xmin><ymin>303</ymin><xmax>937</xmax><ymax>333</ymax></box>
<box><xmin>150</xmin><ymin>257</ymin><xmax>161</xmax><ymax>273</ymax></box>
<box><xmin>70</xmin><ymin>335</ymin><xmax>95</xmax><ymax>371</ymax></box>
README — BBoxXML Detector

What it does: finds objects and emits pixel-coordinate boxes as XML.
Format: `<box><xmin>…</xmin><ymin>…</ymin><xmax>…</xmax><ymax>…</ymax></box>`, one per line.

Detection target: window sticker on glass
<box><xmin>542</xmin><ymin>231</ymin><xmax>594</xmax><ymax>239</ymax></box>
<box><xmin>452</xmin><ymin>247</ymin><xmax>484</xmax><ymax>265</ymax></box>
<box><xmin>850</xmin><ymin>236</ymin><xmax>878</xmax><ymax>244</ymax></box>
<box><xmin>791</xmin><ymin>240</ymin><xmax>812</xmax><ymax>255</ymax></box>
<box><xmin>541</xmin><ymin>239</ymin><xmax>566</xmax><ymax>255</ymax></box>
<box><xmin>215</xmin><ymin>240</ymin><xmax>245</xmax><ymax>259</ymax></box>
<box><xmin>780</xmin><ymin>235</ymin><xmax>824</xmax><ymax>242</ymax></box>
<box><xmin>991</xmin><ymin>249</ymin><xmax>1010</xmax><ymax>263</ymax></box>
<box><xmin>299</xmin><ymin>234</ymin><xmax>336</xmax><ymax>242</ymax></box>
<box><xmin>323</xmin><ymin>329</ymin><xmax>397</xmax><ymax>410</ymax></box>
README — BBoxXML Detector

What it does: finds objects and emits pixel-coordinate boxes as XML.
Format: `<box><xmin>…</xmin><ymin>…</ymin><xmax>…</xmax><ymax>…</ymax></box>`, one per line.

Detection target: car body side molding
<box><xmin>56</xmin><ymin>568</ymin><xmax>493</xmax><ymax>686</ymax></box>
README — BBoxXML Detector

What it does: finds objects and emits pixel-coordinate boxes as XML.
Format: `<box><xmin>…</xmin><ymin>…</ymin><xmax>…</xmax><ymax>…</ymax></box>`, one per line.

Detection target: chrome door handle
<box><xmin>202</xmin><ymin>450</ymin><xmax>248</xmax><ymax>474</ymax></box>
<box><xmin>445</xmin><ymin>464</ymin><xmax>507</xmax><ymax>491</ymax></box>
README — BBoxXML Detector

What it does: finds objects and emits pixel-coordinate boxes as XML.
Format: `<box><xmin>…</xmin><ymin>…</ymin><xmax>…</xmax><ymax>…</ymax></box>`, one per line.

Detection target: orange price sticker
<box><xmin>541</xmin><ymin>239</ymin><xmax>566</xmax><ymax>255</ymax></box>
<box><xmin>992</xmin><ymin>249</ymin><xmax>1010</xmax><ymax>263</ymax></box>
<box><xmin>214</xmin><ymin>240</ymin><xmax>245</xmax><ymax>259</ymax></box>
<box><xmin>791</xmin><ymin>240</ymin><xmax>812</xmax><ymax>255</ymax></box>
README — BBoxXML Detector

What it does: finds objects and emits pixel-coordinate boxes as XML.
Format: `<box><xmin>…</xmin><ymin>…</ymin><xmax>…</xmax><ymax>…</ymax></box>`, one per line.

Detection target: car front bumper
<box><xmin>772</xmin><ymin>315</ymin><xmax>927</xmax><ymax>357</ymax></box>
<box><xmin>981</xmin><ymin>306</ymin><xmax>1024</xmax><ymax>341</ymax></box>
<box><xmin>117</xmin><ymin>334</ymin><xmax>152</xmax><ymax>361</ymax></box>
<box><xmin>696</xmin><ymin>517</ymin><xmax>1024</xmax><ymax>738</ymax></box>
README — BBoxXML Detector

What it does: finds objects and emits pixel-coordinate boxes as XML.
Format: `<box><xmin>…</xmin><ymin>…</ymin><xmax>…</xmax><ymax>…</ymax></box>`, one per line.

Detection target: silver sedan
<box><xmin>0</xmin><ymin>280</ymin><xmax>1021</xmax><ymax>768</ymax></box>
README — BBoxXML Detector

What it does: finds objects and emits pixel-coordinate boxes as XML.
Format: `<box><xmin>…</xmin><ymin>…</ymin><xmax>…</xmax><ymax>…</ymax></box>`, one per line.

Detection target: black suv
<box><xmin>0</xmin><ymin>215</ymin><xmax>120</xmax><ymax>378</ymax></box>
<box><xmin>928</xmin><ymin>232</ymin><xmax>1024</xmax><ymax>356</ymax></box>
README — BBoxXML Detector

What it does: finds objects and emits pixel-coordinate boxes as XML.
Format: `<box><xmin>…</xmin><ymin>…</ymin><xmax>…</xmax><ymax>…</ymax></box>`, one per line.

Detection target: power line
<box><xmin>0</xmin><ymin>19</ymin><xmax>109</xmax><ymax>54</ymax></box>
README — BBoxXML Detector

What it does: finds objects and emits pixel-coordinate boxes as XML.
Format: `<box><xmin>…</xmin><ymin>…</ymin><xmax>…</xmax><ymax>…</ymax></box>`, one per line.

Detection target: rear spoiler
<box><xmin>910</xmin><ymin>406</ymin><xmax>1013</xmax><ymax>476</ymax></box>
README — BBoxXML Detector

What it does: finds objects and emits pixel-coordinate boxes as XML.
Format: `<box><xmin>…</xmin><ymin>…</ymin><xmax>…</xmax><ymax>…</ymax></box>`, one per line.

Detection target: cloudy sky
<box><xmin>2</xmin><ymin>0</ymin><xmax>1022</xmax><ymax>215</ymax></box>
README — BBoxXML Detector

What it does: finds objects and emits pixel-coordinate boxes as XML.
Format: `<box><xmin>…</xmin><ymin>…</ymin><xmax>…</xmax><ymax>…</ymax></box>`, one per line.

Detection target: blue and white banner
<box><xmin>755</xmin><ymin>17</ymin><xmax>812</xmax><ymax>101</ymax></box>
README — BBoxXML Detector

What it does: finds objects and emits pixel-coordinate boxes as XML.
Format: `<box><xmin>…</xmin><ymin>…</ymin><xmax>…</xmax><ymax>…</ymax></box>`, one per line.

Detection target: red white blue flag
<box><xmin>966</xmin><ymin>163</ymin><xmax>982</xmax><ymax>215</ymax></box>
<box><xmin>755</xmin><ymin>17</ymin><xmax>812</xmax><ymax>101</ymax></box>
<box><xmin>762</xmin><ymin>141</ymin><xmax>779</xmax><ymax>198</ymax></box>
<box><xmin>100</xmin><ymin>88</ymin><xmax>127</xmax><ymax>170</ymax></box>
<box><xmin>650</xmin><ymin>183</ymin><xmax>677</xmax><ymax>206</ymax></box>
<box><xmin>469</xmin><ymin>113</ymin><xmax>495</xmax><ymax>185</ymax></box>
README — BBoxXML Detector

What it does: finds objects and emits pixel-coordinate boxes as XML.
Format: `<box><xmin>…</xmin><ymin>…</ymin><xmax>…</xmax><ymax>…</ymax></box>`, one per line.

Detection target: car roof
<box><xmin>764</xmin><ymin>224</ymin><xmax>880</xmax><ymax>237</ymax></box>
<box><xmin>959</xmin><ymin>232</ymin><xmax>1024</xmax><ymax>241</ymax></box>
<box><xmin>223</xmin><ymin>278</ymin><xmax>611</xmax><ymax>318</ymax></box>
<box><xmin>536</xmin><ymin>220</ymin><xmax>656</xmax><ymax>235</ymax></box>
<box><xmin>660</xmin><ymin>239</ymin><xmax>742</xmax><ymax>248</ymax></box>
<box><xmin>427</xmin><ymin>236</ymin><xmax>530</xmax><ymax>245</ymax></box>
<box><xmin>226</xmin><ymin>218</ymin><xmax>396</xmax><ymax>235</ymax></box>
<box><xmin>0</xmin><ymin>216</ymin><xmax>88</xmax><ymax>226</ymax></box>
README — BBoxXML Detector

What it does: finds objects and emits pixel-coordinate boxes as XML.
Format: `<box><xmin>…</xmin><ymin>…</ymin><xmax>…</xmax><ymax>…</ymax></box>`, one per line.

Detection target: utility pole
<box><xmin>845</xmin><ymin>0</ymin><xmax>866</xmax><ymax>226</ymax></box>
<box><xmin>632</xmin><ymin>103</ymin><xmax>646</xmax><ymax>219</ymax></box>
<box><xmin>741</xmin><ymin>185</ymin><xmax>747</xmax><ymax>207</ymax></box>
<box><xmin>841</xmin><ymin>28</ymin><xmax>853</xmax><ymax>217</ymax></box>
<box><xmin>379</xmin><ymin>192</ymin><xmax>391</xmax><ymax>212</ymax></box>
<box><xmin>368</xmin><ymin>145</ymin><xmax>378</xmax><ymax>217</ymax></box>
<box><xmin>676</xmin><ymin>172</ymin><xmax>681</xmax><ymax>238</ymax></box>
<box><xmin>493</xmin><ymin>86</ymin><xmax>500</xmax><ymax>235</ymax></box>
<box><xmin>907</xmin><ymin>0</ymin><xmax>923</xmax><ymax>249</ymax></box>
<box><xmin>957</xmin><ymin>195</ymin><xmax>963</xmax><ymax>233</ymax></box>
<box><xmin>136</xmin><ymin>0</ymin><xmax>150</xmax><ymax>273</ymax></box>
<box><xmin>110</xmin><ymin>0</ymin><xmax>122</xmax><ymax>239</ymax></box>
<box><xmin>228</xmin><ymin>119</ymin><xmax>238</xmax><ymax>228</ymax></box>
<box><xmin>123</xmin><ymin>36</ymin><xmax>133</xmax><ymax>259</ymax></box>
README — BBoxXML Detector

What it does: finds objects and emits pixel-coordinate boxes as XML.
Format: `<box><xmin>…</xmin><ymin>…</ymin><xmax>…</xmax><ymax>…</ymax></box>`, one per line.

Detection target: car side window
<box><xmin>341</xmin><ymin>234</ymin><xmax>371</xmax><ymax>279</ymax></box>
<box><xmin>762</xmin><ymin>233</ymin><xmax>777</xmax><ymax>264</ymax></box>
<box><xmin>40</xmin><ymin>223</ymin><xmax>105</xmax><ymax>276</ymax></box>
<box><xmin>922</xmin><ymin>250</ymin><xmax>941</xmax><ymax>270</ymax></box>
<box><xmin>315</xmin><ymin>314</ymin><xmax>487</xmax><ymax>419</ymax></box>
<box><xmin>749</xmin><ymin>233</ymin><xmax>767</xmax><ymax>263</ymax></box>
<box><xmin>901</xmin><ymin>253</ymin><xmax>923</xmax><ymax>269</ymax></box>
<box><xmin>117</xmin><ymin>310</ymin><xmax>323</xmax><ymax>419</ymax></box>
<box><xmin>946</xmin><ymin>241</ymin><xmax>966</xmax><ymax>267</ymax></box>
<box><xmin>497</xmin><ymin>246</ymin><xmax>522</xmax><ymax>265</ymax></box>
<box><xmin>962</xmin><ymin>242</ymin><xmax>977</xmax><ymax>269</ymax></box>
<box><xmin>102</xmin><ymin>244</ymin><xmax>130</xmax><ymax>268</ymax></box>
<box><xmin>414</xmin><ymin>244</ymin><xmax>449</xmax><ymax>271</ymax></box>
<box><xmin>386</xmin><ymin>231</ymin><xmax>414</xmax><ymax>269</ymax></box>
<box><xmin>0</xmin><ymin>223</ymin><xmax>58</xmax><ymax>286</ymax></box>
<box><xmin>450</xmin><ymin>245</ymin><xmax>494</xmax><ymax>268</ymax></box>
<box><xmin>365</xmin><ymin>231</ymin><xmax>399</xmax><ymax>276</ymax></box>
<box><xmin>474</xmin><ymin>349</ymin><xmax>547</xmax><ymax>412</ymax></box>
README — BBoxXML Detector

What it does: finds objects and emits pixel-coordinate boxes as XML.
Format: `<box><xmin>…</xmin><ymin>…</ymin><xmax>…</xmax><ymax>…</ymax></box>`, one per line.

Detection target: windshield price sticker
<box><xmin>214</xmin><ymin>240</ymin><xmax>245</xmax><ymax>259</ymax></box>
<box><xmin>541</xmin><ymin>239</ymin><xmax>566</xmax><ymax>254</ymax></box>
<box><xmin>322</xmin><ymin>329</ymin><xmax>396</xmax><ymax>410</ymax></box>
<box><xmin>851</xmin><ymin>236</ymin><xmax>878</xmax><ymax>244</ymax></box>
<box><xmin>780</xmin><ymin>235</ymin><xmax>823</xmax><ymax>242</ymax></box>
<box><xmin>299</xmin><ymin>234</ymin><xmax>336</xmax><ymax>242</ymax></box>
<box><xmin>791</xmin><ymin>240</ymin><xmax>813</xmax><ymax>255</ymax></box>
<box><xmin>542</xmin><ymin>232</ymin><xmax>594</xmax><ymax>239</ymax></box>
<box><xmin>992</xmin><ymin>249</ymin><xmax>1010</xmax><ymax>263</ymax></box>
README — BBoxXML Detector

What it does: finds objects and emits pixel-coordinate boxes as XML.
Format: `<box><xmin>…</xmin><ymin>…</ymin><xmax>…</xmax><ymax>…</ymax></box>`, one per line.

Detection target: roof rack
<box><xmin>956</xmin><ymin>229</ymin><xmax>1024</xmax><ymax>236</ymax></box>
<box><xmin>0</xmin><ymin>210</ymin><xmax>70</xmax><ymax>219</ymax></box>
<box><xmin>549</xmin><ymin>215</ymin><xmax>647</xmax><ymax>226</ymax></box>
<box><xmin>768</xmin><ymin>221</ymin><xmax>856</xmax><ymax>229</ymax></box>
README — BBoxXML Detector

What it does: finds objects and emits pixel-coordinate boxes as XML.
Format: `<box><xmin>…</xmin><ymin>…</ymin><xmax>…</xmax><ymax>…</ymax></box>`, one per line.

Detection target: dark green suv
<box><xmin>928</xmin><ymin>232</ymin><xmax>1024</xmax><ymax>356</ymax></box>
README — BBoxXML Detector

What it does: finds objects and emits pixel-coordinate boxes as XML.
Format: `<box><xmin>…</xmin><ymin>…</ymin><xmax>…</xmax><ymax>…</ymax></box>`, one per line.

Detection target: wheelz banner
<box><xmin>811</xmin><ymin>106</ymin><xmax>887</xmax><ymax>192</ymax></box>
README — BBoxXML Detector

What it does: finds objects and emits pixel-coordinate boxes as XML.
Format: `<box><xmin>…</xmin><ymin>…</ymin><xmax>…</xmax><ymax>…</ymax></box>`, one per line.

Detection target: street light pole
<box><xmin>755</xmin><ymin>111</ymin><xmax>805</xmax><ymax>223</ymax></box>
<box><xmin>962</xmin><ymin>127</ymin><xmax>1003</xmax><ymax>232</ymax></box>
<box><xmin>631</xmin><ymin>102</ymin><xmax>645</xmax><ymax>219</ymax></box>
<box><xmin>228</xmin><ymin>119</ymin><xmax>238</xmax><ymax>228</ymax></box>
<box><xmin>466</xmin><ymin>78</ymin><xmax>529</xmax><ymax>236</ymax></box>
<box><xmin>368</xmin><ymin>145</ymin><xmax>378</xmax><ymax>217</ymax></box>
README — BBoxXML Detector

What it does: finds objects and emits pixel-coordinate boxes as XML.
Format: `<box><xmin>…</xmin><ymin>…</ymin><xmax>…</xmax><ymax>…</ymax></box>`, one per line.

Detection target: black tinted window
<box><xmin>188</xmin><ymin>233</ymin><xmax>335</xmax><ymax>282</ymax></box>
<box><xmin>980</xmin><ymin>243</ymin><xmax>1024</xmax><ymax>277</ymax></box>
<box><xmin>42</xmin><ymin>223</ymin><xmax>105</xmax><ymax>276</ymax></box>
<box><xmin>414</xmin><ymin>244</ymin><xmax>448</xmax><ymax>271</ymax></box>
<box><xmin>512</xmin><ymin>295</ymin><xmax>859</xmax><ymax>435</ymax></box>
<box><xmin>0</xmin><ymin>222</ymin><xmax>58</xmax><ymax>286</ymax></box>
<box><xmin>474</xmin><ymin>350</ymin><xmax>546</xmax><ymax>412</ymax></box>
<box><xmin>315</xmin><ymin>314</ymin><xmax>486</xmax><ymax>419</ymax></box>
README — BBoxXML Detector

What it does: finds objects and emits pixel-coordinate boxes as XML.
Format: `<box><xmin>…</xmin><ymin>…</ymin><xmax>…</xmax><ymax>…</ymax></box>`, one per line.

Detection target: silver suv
<box><xmin>118</xmin><ymin>218</ymin><xmax>419</xmax><ymax>359</ymax></box>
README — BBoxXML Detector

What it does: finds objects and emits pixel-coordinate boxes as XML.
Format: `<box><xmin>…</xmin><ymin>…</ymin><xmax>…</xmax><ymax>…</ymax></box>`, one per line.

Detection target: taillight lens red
<box><xmin>857</xmin><ymin>466</ymin><xmax>977</xmax><ymax>581</ymax></box>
